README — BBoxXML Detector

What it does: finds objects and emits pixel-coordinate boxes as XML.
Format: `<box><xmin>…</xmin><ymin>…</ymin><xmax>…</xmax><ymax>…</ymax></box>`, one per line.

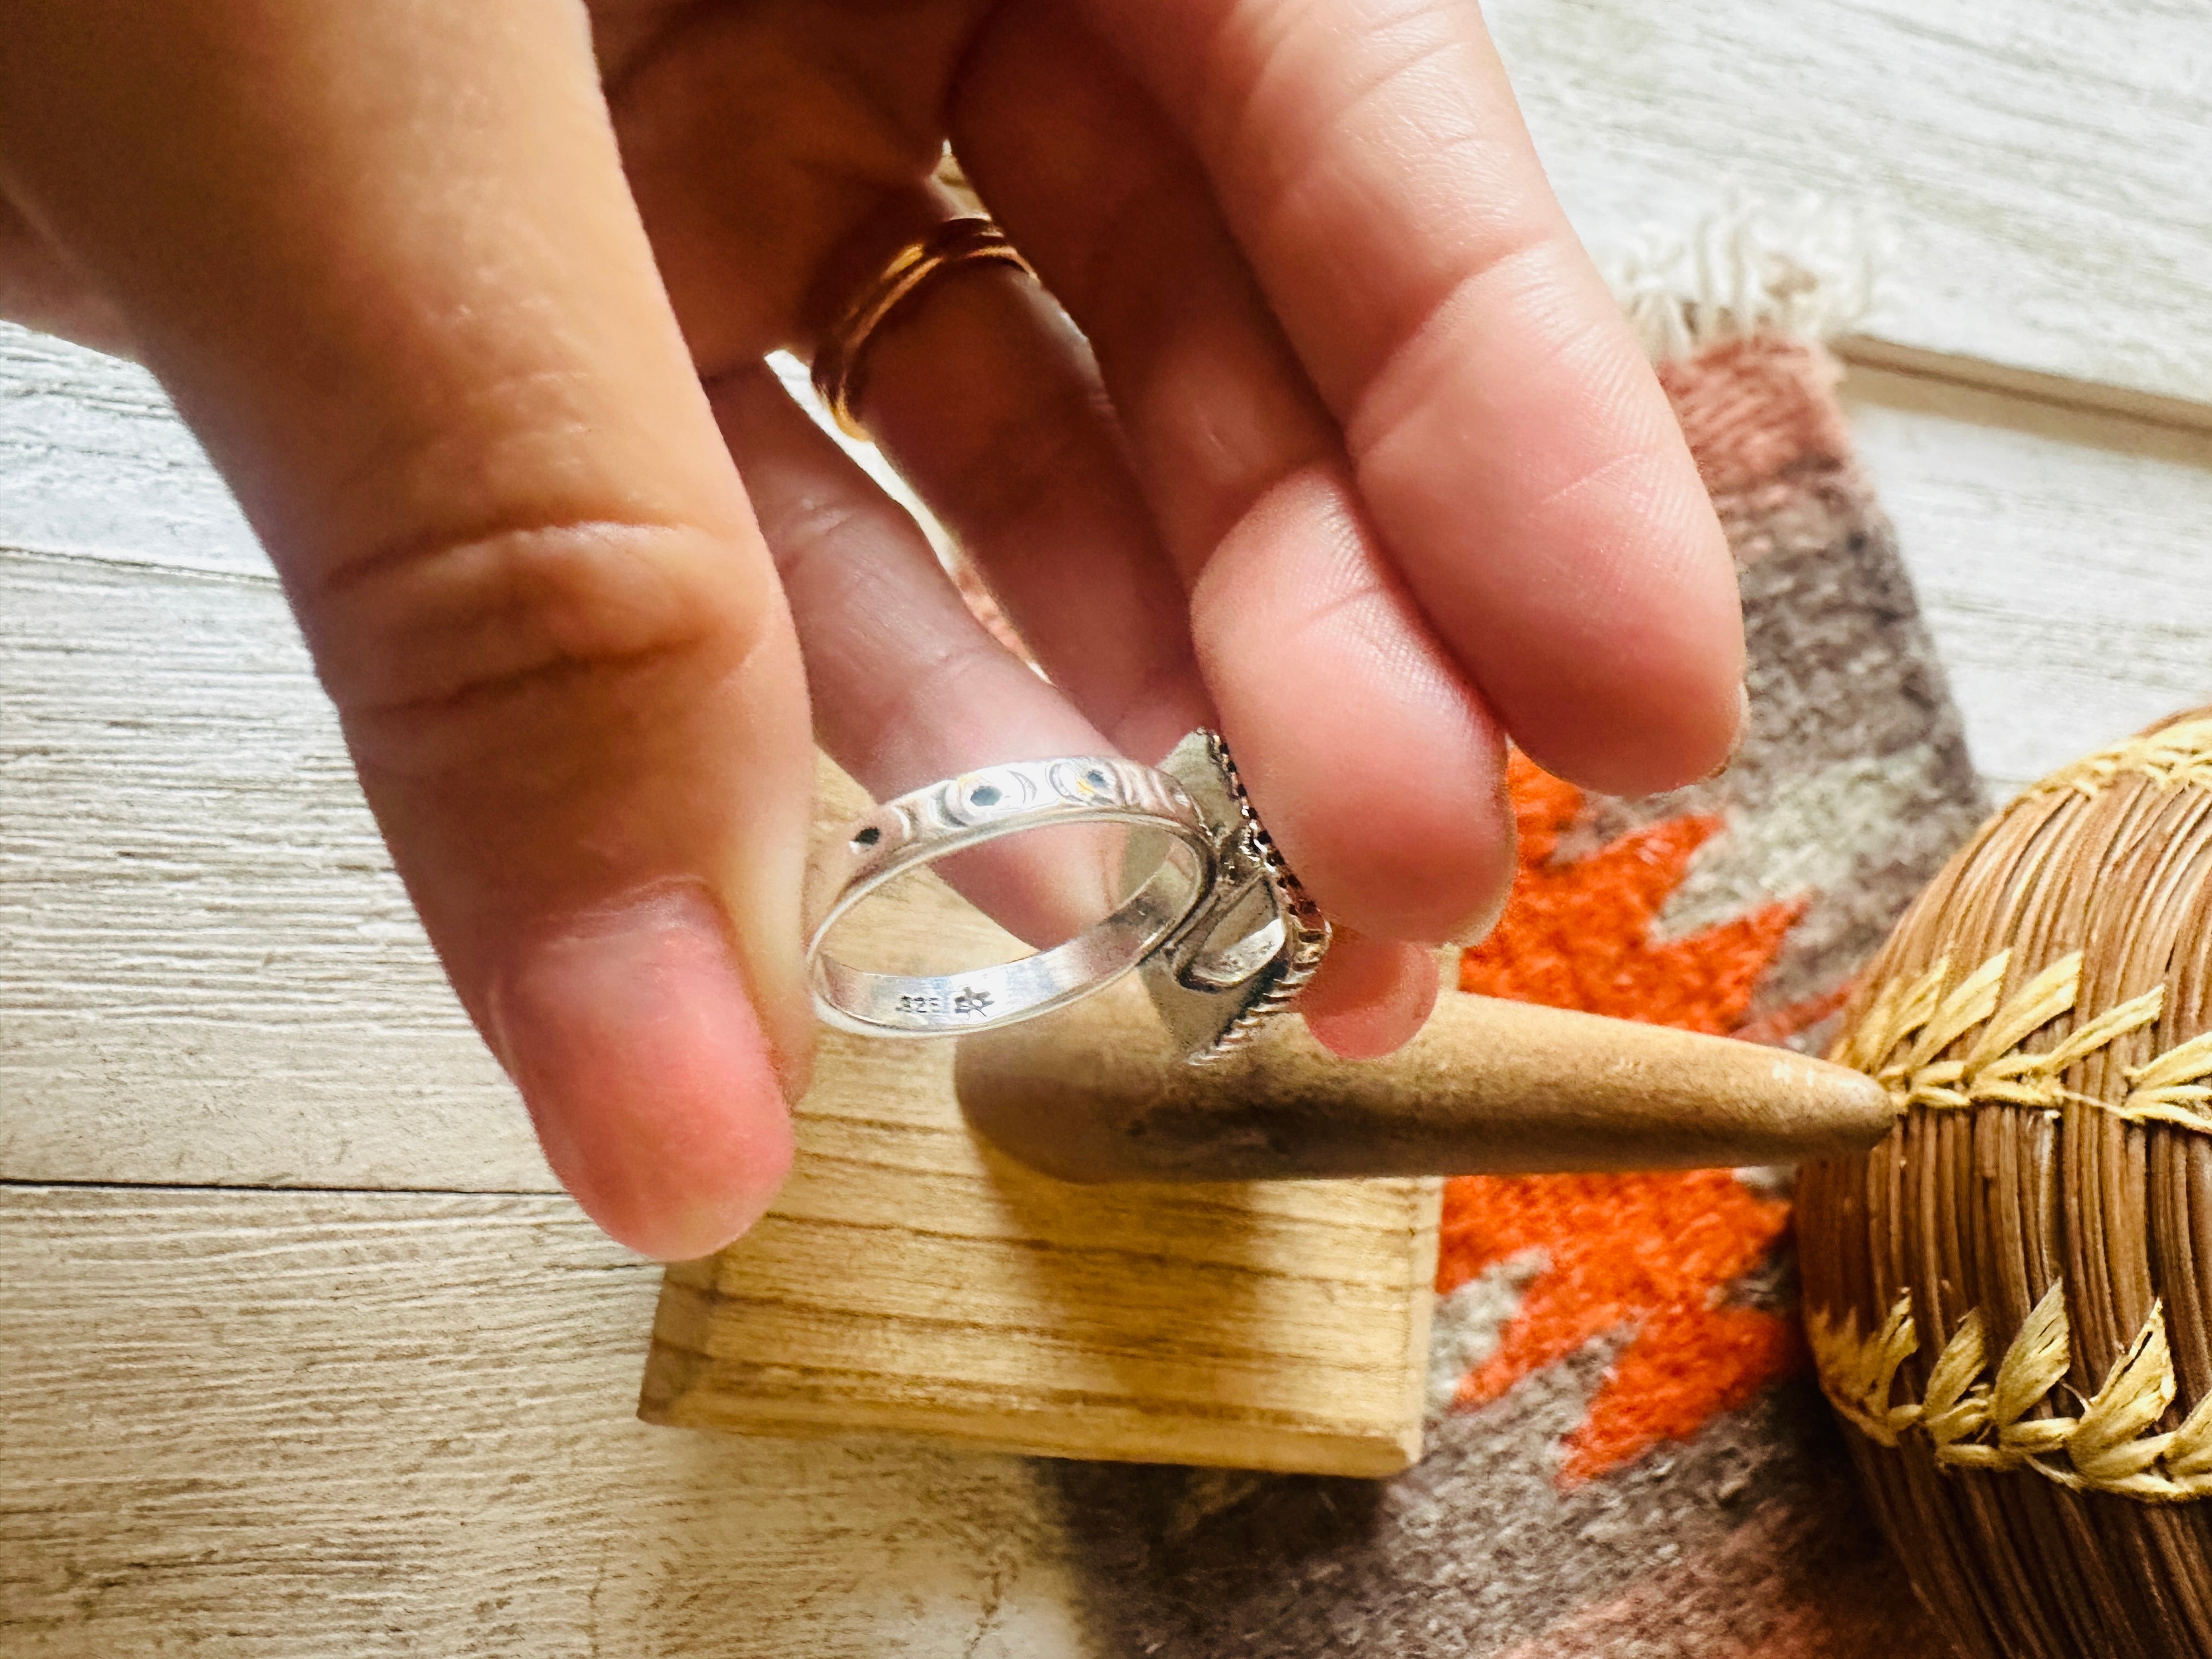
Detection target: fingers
<box><xmin>788</xmin><ymin>204</ymin><xmax>1453</xmax><ymax>1041</ymax></box>
<box><xmin>1073</xmin><ymin>0</ymin><xmax>1746</xmax><ymax>795</ymax></box>
<box><xmin>0</xmin><ymin>1</ymin><xmax>810</xmax><ymax>1259</ymax></box>
<box><xmin>950</xmin><ymin>5</ymin><xmax>1515</xmax><ymax>946</ymax></box>
<box><xmin>1190</xmin><ymin>467</ymin><xmax>1514</xmax><ymax>944</ymax></box>
<box><xmin>600</xmin><ymin>15</ymin><xmax>1452</xmax><ymax>1040</ymax></box>
<box><xmin>716</xmin><ymin>365</ymin><xmax>1427</xmax><ymax>1055</ymax></box>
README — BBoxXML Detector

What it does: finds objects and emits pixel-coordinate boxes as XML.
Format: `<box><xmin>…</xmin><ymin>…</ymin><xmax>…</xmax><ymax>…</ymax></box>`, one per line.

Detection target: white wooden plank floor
<box><xmin>1</xmin><ymin>1186</ymin><xmax>1097</xmax><ymax>1659</ymax></box>
<box><xmin>1842</xmin><ymin>365</ymin><xmax>2212</xmax><ymax>795</ymax></box>
<box><xmin>1490</xmin><ymin>0</ymin><xmax>2212</xmax><ymax>424</ymax></box>
<box><xmin>6</xmin><ymin>4</ymin><xmax>2212</xmax><ymax>1649</ymax></box>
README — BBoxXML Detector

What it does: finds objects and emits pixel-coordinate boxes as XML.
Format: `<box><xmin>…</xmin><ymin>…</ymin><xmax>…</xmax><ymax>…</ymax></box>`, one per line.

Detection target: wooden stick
<box><xmin>956</xmin><ymin>976</ymin><xmax>1895</xmax><ymax>1183</ymax></box>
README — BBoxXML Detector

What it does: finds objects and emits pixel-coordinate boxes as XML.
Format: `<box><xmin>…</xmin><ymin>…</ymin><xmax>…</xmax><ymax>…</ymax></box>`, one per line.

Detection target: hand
<box><xmin>0</xmin><ymin>0</ymin><xmax>1742</xmax><ymax>1259</ymax></box>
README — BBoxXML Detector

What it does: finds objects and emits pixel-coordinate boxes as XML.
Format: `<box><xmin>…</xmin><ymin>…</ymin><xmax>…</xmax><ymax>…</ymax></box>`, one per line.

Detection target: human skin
<box><xmin>0</xmin><ymin>0</ymin><xmax>1744</xmax><ymax>1260</ymax></box>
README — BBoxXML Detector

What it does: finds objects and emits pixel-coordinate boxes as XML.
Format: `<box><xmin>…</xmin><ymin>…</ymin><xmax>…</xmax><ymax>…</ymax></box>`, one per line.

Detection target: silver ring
<box><xmin>804</xmin><ymin>755</ymin><xmax>1214</xmax><ymax>1037</ymax></box>
<box><xmin>806</xmin><ymin>731</ymin><xmax>1332</xmax><ymax>1062</ymax></box>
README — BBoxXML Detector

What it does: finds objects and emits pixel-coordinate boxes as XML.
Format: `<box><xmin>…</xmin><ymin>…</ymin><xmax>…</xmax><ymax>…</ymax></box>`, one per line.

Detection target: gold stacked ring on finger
<box><xmin>809</xmin><ymin>215</ymin><xmax>1037</xmax><ymax>439</ymax></box>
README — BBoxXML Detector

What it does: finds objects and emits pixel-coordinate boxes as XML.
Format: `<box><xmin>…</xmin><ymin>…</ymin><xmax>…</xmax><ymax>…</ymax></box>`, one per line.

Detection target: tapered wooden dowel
<box><xmin>955</xmin><ymin>977</ymin><xmax>1895</xmax><ymax>1183</ymax></box>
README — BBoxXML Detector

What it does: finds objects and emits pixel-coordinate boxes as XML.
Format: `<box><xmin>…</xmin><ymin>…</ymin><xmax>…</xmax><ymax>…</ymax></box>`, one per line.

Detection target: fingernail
<box><xmin>488</xmin><ymin>884</ymin><xmax>795</xmax><ymax>1261</ymax></box>
<box><xmin>1702</xmin><ymin>684</ymin><xmax>1753</xmax><ymax>782</ymax></box>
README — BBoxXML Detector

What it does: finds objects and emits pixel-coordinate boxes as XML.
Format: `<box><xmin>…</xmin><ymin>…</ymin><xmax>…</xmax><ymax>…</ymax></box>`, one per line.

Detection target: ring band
<box><xmin>810</xmin><ymin>216</ymin><xmax>1037</xmax><ymax>439</ymax></box>
<box><xmin>805</xmin><ymin>732</ymin><xmax>1333</xmax><ymax>1062</ymax></box>
<box><xmin>804</xmin><ymin>755</ymin><xmax>1214</xmax><ymax>1038</ymax></box>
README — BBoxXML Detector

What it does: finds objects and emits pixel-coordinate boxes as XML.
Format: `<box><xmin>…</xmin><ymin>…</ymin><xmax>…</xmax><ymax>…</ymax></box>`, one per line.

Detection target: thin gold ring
<box><xmin>809</xmin><ymin>216</ymin><xmax>1037</xmax><ymax>439</ymax></box>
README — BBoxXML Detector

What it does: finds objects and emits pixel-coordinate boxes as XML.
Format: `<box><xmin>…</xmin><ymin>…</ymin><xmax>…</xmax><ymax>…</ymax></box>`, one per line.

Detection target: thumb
<box><xmin>0</xmin><ymin>1</ymin><xmax>815</xmax><ymax>1259</ymax></box>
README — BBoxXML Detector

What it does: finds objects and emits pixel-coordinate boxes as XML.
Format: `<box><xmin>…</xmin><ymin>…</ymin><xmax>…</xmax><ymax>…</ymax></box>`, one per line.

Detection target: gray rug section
<box><xmin>1044</xmin><ymin>1361</ymin><xmax>1872</xmax><ymax>1658</ymax></box>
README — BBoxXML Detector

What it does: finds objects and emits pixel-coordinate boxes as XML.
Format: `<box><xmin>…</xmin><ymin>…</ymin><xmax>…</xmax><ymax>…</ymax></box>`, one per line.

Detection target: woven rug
<box><xmin>1018</xmin><ymin>313</ymin><xmax>1991</xmax><ymax>1656</ymax></box>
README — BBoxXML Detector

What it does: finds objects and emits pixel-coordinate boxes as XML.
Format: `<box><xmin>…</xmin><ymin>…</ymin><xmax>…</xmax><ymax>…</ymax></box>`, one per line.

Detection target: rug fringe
<box><xmin>1609</xmin><ymin>199</ymin><xmax>1883</xmax><ymax>363</ymax></box>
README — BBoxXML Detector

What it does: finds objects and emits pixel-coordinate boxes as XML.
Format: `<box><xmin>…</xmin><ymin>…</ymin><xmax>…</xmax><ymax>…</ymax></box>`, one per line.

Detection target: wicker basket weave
<box><xmin>1798</xmin><ymin>710</ymin><xmax>2212</xmax><ymax>1659</ymax></box>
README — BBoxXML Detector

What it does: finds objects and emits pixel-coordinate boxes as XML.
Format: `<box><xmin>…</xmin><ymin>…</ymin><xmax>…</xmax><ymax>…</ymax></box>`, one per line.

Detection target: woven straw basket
<box><xmin>1799</xmin><ymin>709</ymin><xmax>2212</xmax><ymax>1658</ymax></box>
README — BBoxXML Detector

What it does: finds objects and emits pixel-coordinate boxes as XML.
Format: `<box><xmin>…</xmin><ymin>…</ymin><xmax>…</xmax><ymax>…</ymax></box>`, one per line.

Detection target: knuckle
<box><xmin>1340</xmin><ymin>227</ymin><xmax>1556</xmax><ymax>456</ymax></box>
<box><xmin>757</xmin><ymin>490</ymin><xmax>898</xmax><ymax>594</ymax></box>
<box><xmin>300</xmin><ymin>517</ymin><xmax>773</xmax><ymax>777</ymax></box>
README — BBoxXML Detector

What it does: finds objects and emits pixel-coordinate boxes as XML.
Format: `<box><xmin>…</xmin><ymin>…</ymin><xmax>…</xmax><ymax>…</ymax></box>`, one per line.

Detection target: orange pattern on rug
<box><xmin>1447</xmin><ymin>753</ymin><xmax>1812</xmax><ymax>1484</ymax></box>
<box><xmin>1458</xmin><ymin>754</ymin><xmax>1802</xmax><ymax>1028</ymax></box>
<box><xmin>1439</xmin><ymin>1172</ymin><xmax>1799</xmax><ymax>1485</ymax></box>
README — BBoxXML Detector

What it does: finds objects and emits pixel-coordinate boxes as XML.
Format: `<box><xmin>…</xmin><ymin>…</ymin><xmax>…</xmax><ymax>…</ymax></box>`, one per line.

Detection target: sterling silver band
<box><xmin>804</xmin><ymin>756</ymin><xmax>1214</xmax><ymax>1037</ymax></box>
<box><xmin>805</xmin><ymin>732</ymin><xmax>1331</xmax><ymax>1059</ymax></box>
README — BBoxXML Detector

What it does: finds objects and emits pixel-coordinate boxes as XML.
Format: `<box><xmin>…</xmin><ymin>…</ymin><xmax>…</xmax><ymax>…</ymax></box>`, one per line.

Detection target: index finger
<box><xmin>1077</xmin><ymin>0</ymin><xmax>1745</xmax><ymax>794</ymax></box>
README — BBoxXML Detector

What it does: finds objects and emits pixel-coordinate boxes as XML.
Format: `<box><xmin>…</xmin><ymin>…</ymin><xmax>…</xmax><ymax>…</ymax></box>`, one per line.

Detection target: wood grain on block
<box><xmin>0</xmin><ymin>1185</ymin><xmax>1099</xmax><ymax>1659</ymax></box>
<box><xmin>956</xmin><ymin>978</ymin><xmax>1895</xmax><ymax>1183</ymax></box>
<box><xmin>637</xmin><ymin>764</ymin><xmax>1438</xmax><ymax>1477</ymax></box>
